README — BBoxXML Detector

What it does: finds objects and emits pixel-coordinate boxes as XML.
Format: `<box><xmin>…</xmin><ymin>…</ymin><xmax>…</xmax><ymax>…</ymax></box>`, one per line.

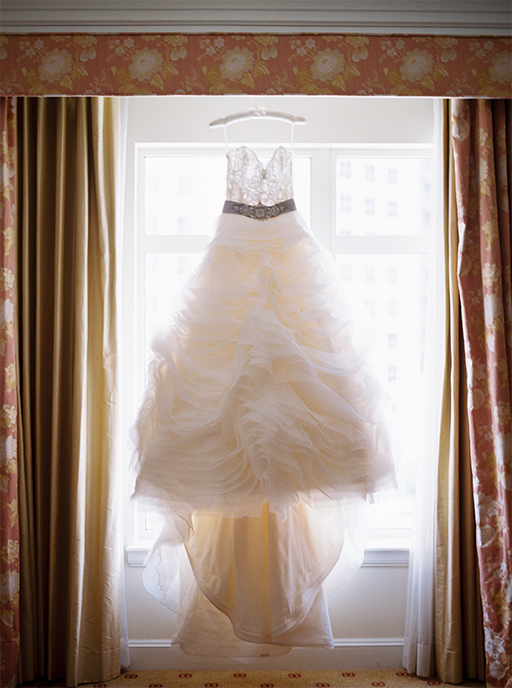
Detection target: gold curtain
<box><xmin>16</xmin><ymin>97</ymin><xmax>123</xmax><ymax>687</ymax></box>
<box><xmin>434</xmin><ymin>100</ymin><xmax>485</xmax><ymax>685</ymax></box>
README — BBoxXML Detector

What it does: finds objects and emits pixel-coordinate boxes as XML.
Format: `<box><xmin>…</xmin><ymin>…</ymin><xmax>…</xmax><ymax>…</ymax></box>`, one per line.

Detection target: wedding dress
<box><xmin>132</xmin><ymin>143</ymin><xmax>395</xmax><ymax>656</ymax></box>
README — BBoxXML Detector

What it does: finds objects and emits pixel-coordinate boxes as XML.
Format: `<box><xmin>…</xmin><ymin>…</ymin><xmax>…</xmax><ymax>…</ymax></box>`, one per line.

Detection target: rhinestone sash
<box><xmin>222</xmin><ymin>199</ymin><xmax>296</xmax><ymax>221</ymax></box>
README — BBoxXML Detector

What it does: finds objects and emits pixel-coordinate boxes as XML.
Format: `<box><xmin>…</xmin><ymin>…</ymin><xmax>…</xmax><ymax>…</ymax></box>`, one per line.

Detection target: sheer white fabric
<box><xmin>402</xmin><ymin>100</ymin><xmax>445</xmax><ymax>678</ymax></box>
<box><xmin>132</xmin><ymin>145</ymin><xmax>395</xmax><ymax>656</ymax></box>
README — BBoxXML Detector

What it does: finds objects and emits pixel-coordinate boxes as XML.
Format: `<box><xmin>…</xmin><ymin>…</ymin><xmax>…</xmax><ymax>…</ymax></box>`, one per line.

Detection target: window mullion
<box><xmin>310</xmin><ymin>148</ymin><xmax>331</xmax><ymax>248</ymax></box>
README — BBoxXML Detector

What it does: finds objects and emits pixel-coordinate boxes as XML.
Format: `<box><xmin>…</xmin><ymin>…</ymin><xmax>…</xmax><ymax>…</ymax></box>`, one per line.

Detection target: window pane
<box><xmin>144</xmin><ymin>157</ymin><xmax>226</xmax><ymax>235</ymax></box>
<box><xmin>336</xmin><ymin>157</ymin><xmax>431</xmax><ymax>236</ymax></box>
<box><xmin>337</xmin><ymin>253</ymin><xmax>430</xmax><ymax>526</ymax></box>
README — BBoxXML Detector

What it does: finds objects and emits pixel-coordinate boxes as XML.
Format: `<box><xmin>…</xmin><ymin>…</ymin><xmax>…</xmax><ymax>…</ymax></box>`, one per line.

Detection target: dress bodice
<box><xmin>225</xmin><ymin>146</ymin><xmax>294</xmax><ymax>206</ymax></box>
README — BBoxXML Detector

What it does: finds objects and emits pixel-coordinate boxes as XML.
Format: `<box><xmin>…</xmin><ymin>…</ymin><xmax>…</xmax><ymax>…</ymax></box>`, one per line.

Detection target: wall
<box><xmin>122</xmin><ymin>95</ymin><xmax>434</xmax><ymax>670</ymax></box>
<box><xmin>2</xmin><ymin>0</ymin><xmax>509</xmax><ymax>35</ymax></box>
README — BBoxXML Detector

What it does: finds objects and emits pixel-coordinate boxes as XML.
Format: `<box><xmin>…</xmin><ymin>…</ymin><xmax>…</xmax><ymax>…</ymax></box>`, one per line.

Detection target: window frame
<box><xmin>124</xmin><ymin>140</ymin><xmax>437</xmax><ymax>567</ymax></box>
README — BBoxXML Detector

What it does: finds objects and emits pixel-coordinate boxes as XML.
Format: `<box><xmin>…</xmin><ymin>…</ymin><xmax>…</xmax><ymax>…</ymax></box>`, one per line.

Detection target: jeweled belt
<box><xmin>222</xmin><ymin>199</ymin><xmax>296</xmax><ymax>220</ymax></box>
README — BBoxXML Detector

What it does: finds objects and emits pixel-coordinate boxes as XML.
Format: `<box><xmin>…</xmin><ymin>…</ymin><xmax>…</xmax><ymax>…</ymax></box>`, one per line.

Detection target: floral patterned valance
<box><xmin>0</xmin><ymin>33</ymin><xmax>511</xmax><ymax>97</ymax></box>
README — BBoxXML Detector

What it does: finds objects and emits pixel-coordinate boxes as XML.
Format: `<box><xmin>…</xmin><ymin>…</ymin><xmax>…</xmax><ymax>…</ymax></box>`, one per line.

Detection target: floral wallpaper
<box><xmin>452</xmin><ymin>99</ymin><xmax>512</xmax><ymax>687</ymax></box>
<box><xmin>0</xmin><ymin>98</ymin><xmax>19</xmax><ymax>688</ymax></box>
<box><xmin>0</xmin><ymin>33</ymin><xmax>510</xmax><ymax>97</ymax></box>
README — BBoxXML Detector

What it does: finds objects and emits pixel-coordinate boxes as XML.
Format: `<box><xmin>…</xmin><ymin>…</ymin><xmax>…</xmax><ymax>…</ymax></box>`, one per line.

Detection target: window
<box><xmin>339</xmin><ymin>160</ymin><xmax>351</xmax><ymax>178</ymax></box>
<box><xmin>364</xmin><ymin>264</ymin><xmax>376</xmax><ymax>282</ymax></box>
<box><xmin>123</xmin><ymin>97</ymin><xmax>438</xmax><ymax>554</ymax></box>
<box><xmin>338</xmin><ymin>194</ymin><xmax>351</xmax><ymax>214</ymax></box>
<box><xmin>365</xmin><ymin>298</ymin><xmax>376</xmax><ymax>317</ymax></box>
<box><xmin>388</xmin><ymin>266</ymin><xmax>398</xmax><ymax>283</ymax></box>
<box><xmin>388</xmin><ymin>167</ymin><xmax>398</xmax><ymax>184</ymax></box>
<box><xmin>334</xmin><ymin>150</ymin><xmax>433</xmax><ymax>526</ymax></box>
<box><xmin>364</xmin><ymin>198</ymin><xmax>375</xmax><ymax>215</ymax></box>
<box><xmin>388</xmin><ymin>365</ymin><xmax>398</xmax><ymax>382</ymax></box>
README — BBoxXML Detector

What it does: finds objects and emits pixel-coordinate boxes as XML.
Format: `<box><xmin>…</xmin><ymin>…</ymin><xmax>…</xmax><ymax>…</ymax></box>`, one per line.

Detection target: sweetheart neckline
<box><xmin>226</xmin><ymin>145</ymin><xmax>292</xmax><ymax>170</ymax></box>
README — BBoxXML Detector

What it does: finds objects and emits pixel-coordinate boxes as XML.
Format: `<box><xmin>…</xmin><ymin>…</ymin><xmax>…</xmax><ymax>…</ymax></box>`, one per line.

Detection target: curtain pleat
<box><xmin>17</xmin><ymin>97</ymin><xmax>46</xmax><ymax>683</ymax></box>
<box><xmin>435</xmin><ymin>100</ymin><xmax>485</xmax><ymax>684</ymax></box>
<box><xmin>16</xmin><ymin>97</ymin><xmax>123</xmax><ymax>687</ymax></box>
<box><xmin>459</xmin><ymin>410</ymin><xmax>485</xmax><ymax>683</ymax></box>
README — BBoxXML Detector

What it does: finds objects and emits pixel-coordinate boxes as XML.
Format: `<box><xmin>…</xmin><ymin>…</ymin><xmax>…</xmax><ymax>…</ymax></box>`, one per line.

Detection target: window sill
<box><xmin>363</xmin><ymin>539</ymin><xmax>410</xmax><ymax>567</ymax></box>
<box><xmin>126</xmin><ymin>541</ymin><xmax>409</xmax><ymax>568</ymax></box>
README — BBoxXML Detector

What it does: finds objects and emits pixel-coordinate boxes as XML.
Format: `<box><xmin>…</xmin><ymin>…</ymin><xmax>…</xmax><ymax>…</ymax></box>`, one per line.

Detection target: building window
<box><xmin>388</xmin><ymin>300</ymin><xmax>398</xmax><ymax>317</ymax></box>
<box><xmin>334</xmin><ymin>150</ymin><xmax>433</xmax><ymax>534</ymax></box>
<box><xmin>365</xmin><ymin>198</ymin><xmax>375</xmax><ymax>215</ymax></box>
<box><xmin>339</xmin><ymin>160</ymin><xmax>351</xmax><ymax>177</ymax></box>
<box><xmin>388</xmin><ymin>266</ymin><xmax>398</xmax><ymax>283</ymax></box>
<box><xmin>365</xmin><ymin>264</ymin><xmax>376</xmax><ymax>282</ymax></box>
<box><xmin>339</xmin><ymin>194</ymin><xmax>351</xmax><ymax>213</ymax></box>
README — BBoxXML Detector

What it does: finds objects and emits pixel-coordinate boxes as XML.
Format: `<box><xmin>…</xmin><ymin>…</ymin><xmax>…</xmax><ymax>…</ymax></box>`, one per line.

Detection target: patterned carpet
<box><xmin>55</xmin><ymin>669</ymin><xmax>483</xmax><ymax>688</ymax></box>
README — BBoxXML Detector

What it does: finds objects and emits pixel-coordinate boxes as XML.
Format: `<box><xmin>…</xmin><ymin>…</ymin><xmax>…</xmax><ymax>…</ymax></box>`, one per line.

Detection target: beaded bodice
<box><xmin>225</xmin><ymin>146</ymin><xmax>294</xmax><ymax>207</ymax></box>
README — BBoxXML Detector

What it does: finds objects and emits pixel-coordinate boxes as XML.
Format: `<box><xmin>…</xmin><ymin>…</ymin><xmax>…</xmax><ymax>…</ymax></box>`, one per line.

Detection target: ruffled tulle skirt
<box><xmin>131</xmin><ymin>209</ymin><xmax>394</xmax><ymax>655</ymax></box>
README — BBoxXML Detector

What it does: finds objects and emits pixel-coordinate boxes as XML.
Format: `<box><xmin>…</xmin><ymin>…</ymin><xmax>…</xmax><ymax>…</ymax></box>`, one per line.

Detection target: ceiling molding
<box><xmin>1</xmin><ymin>0</ymin><xmax>511</xmax><ymax>35</ymax></box>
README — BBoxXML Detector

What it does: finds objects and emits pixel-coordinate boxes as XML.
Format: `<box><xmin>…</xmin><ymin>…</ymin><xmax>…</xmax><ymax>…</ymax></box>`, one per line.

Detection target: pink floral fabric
<box><xmin>0</xmin><ymin>34</ymin><xmax>510</xmax><ymax>97</ymax></box>
<box><xmin>452</xmin><ymin>99</ymin><xmax>512</xmax><ymax>687</ymax></box>
<box><xmin>0</xmin><ymin>97</ymin><xmax>19</xmax><ymax>688</ymax></box>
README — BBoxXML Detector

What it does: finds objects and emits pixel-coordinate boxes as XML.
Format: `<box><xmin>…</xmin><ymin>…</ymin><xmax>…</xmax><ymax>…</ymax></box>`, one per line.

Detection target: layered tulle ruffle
<box><xmin>134</xmin><ymin>210</ymin><xmax>393</xmax><ymax>518</ymax></box>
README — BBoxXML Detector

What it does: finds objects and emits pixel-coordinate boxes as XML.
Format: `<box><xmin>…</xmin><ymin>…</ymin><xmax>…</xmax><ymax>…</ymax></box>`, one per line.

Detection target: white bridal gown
<box><xmin>132</xmin><ymin>144</ymin><xmax>395</xmax><ymax>657</ymax></box>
